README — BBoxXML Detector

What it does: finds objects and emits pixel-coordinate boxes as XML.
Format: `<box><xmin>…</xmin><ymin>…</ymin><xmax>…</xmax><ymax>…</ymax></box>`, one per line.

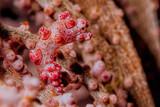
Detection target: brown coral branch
<box><xmin>72</xmin><ymin>0</ymin><xmax>155</xmax><ymax>107</ymax></box>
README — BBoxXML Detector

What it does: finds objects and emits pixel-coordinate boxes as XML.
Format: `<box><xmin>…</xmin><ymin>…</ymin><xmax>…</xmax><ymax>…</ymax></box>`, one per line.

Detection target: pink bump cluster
<box><xmin>91</xmin><ymin>60</ymin><xmax>112</xmax><ymax>83</ymax></box>
<box><xmin>1</xmin><ymin>40</ymin><xmax>28</xmax><ymax>74</ymax></box>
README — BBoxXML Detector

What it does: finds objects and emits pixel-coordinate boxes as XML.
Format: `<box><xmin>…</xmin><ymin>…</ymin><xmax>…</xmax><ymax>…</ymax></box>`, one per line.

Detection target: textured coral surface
<box><xmin>0</xmin><ymin>0</ymin><xmax>159</xmax><ymax>107</ymax></box>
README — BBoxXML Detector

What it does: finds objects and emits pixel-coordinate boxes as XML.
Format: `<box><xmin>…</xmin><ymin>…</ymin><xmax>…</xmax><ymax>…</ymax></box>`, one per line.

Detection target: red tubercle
<box><xmin>40</xmin><ymin>72</ymin><xmax>48</xmax><ymax>81</ymax></box>
<box><xmin>56</xmin><ymin>86</ymin><xmax>63</xmax><ymax>93</ymax></box>
<box><xmin>49</xmin><ymin>72</ymin><xmax>61</xmax><ymax>81</ymax></box>
<box><xmin>52</xmin><ymin>80</ymin><xmax>61</xmax><ymax>87</ymax></box>
<box><xmin>44</xmin><ymin>64</ymin><xmax>56</xmax><ymax>72</ymax></box>
<box><xmin>65</xmin><ymin>19</ymin><xmax>76</xmax><ymax>29</ymax></box>
<box><xmin>47</xmin><ymin>66</ymin><xmax>55</xmax><ymax>72</ymax></box>
<box><xmin>58</xmin><ymin>11</ymin><xmax>71</xmax><ymax>20</ymax></box>
<box><xmin>76</xmin><ymin>34</ymin><xmax>85</xmax><ymax>41</ymax></box>
<box><xmin>54</xmin><ymin>34</ymin><xmax>65</xmax><ymax>44</ymax></box>
<box><xmin>76</xmin><ymin>32</ymin><xmax>92</xmax><ymax>41</ymax></box>
<box><xmin>29</xmin><ymin>49</ymin><xmax>42</xmax><ymax>65</ymax></box>
<box><xmin>38</xmin><ymin>26</ymin><xmax>51</xmax><ymax>40</ymax></box>
<box><xmin>54</xmin><ymin>63</ymin><xmax>62</xmax><ymax>71</ymax></box>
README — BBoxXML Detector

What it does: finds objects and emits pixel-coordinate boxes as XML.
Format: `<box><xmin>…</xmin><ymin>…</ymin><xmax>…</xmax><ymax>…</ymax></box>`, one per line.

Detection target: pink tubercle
<box><xmin>99</xmin><ymin>71</ymin><xmax>112</xmax><ymax>83</ymax></box>
<box><xmin>91</xmin><ymin>60</ymin><xmax>105</xmax><ymax>77</ymax></box>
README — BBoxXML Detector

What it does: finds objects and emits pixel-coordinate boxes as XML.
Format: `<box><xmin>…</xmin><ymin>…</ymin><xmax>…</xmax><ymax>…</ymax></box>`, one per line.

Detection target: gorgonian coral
<box><xmin>0</xmin><ymin>0</ymin><xmax>155</xmax><ymax>106</ymax></box>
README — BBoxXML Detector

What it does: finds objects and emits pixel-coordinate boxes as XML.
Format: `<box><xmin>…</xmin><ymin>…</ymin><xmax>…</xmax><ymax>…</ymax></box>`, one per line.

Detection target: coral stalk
<box><xmin>72</xmin><ymin>0</ymin><xmax>155</xmax><ymax>107</ymax></box>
